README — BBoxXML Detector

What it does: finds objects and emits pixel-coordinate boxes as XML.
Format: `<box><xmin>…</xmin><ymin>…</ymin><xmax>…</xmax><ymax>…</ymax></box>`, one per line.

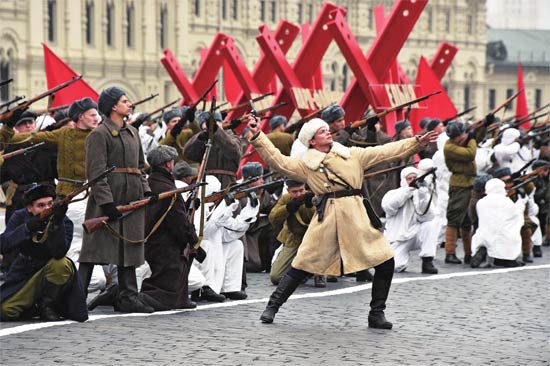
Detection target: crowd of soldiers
<box><xmin>0</xmin><ymin>83</ymin><xmax>548</xmax><ymax>327</ymax></box>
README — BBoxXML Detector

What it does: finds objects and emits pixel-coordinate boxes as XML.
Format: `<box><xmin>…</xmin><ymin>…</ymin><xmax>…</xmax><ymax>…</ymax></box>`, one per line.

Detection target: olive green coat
<box><xmin>252</xmin><ymin>132</ymin><xmax>423</xmax><ymax>275</ymax></box>
<box><xmin>8</xmin><ymin>127</ymin><xmax>90</xmax><ymax>196</ymax></box>
<box><xmin>80</xmin><ymin>118</ymin><xmax>150</xmax><ymax>267</ymax></box>
<box><xmin>444</xmin><ymin>138</ymin><xmax>477</xmax><ymax>188</ymax></box>
<box><xmin>266</xmin><ymin>131</ymin><xmax>294</xmax><ymax>156</ymax></box>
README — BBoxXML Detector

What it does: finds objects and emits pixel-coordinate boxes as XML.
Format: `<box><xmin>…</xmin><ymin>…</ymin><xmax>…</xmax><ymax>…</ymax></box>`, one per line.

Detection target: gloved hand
<box><xmin>184</xmin><ymin>106</ymin><xmax>196</xmax><ymax>123</ymax></box>
<box><xmin>100</xmin><ymin>202</ymin><xmax>122</xmax><ymax>221</ymax></box>
<box><xmin>144</xmin><ymin>191</ymin><xmax>159</xmax><ymax>205</ymax></box>
<box><xmin>5</xmin><ymin>109</ymin><xmax>24</xmax><ymax>128</ymax></box>
<box><xmin>485</xmin><ymin>113</ymin><xmax>496</xmax><ymax>126</ymax></box>
<box><xmin>366</xmin><ymin>116</ymin><xmax>380</xmax><ymax>132</ymax></box>
<box><xmin>197</xmin><ymin>130</ymin><xmax>209</xmax><ymax>141</ymax></box>
<box><xmin>286</xmin><ymin>199</ymin><xmax>303</xmax><ymax>214</ymax></box>
<box><xmin>132</xmin><ymin>114</ymin><xmax>147</xmax><ymax>129</ymax></box>
<box><xmin>227</xmin><ymin>118</ymin><xmax>241</xmax><ymax>130</ymax></box>
<box><xmin>52</xmin><ymin>203</ymin><xmax>68</xmax><ymax>223</ymax></box>
<box><xmin>467</xmin><ymin>130</ymin><xmax>476</xmax><ymax>141</ymax></box>
<box><xmin>27</xmin><ymin>216</ymin><xmax>48</xmax><ymax>233</ymax></box>
<box><xmin>170</xmin><ymin>120</ymin><xmax>185</xmax><ymax>138</ymax></box>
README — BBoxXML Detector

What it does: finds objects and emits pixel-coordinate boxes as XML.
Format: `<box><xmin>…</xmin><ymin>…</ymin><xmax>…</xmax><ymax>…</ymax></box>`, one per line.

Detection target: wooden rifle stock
<box><xmin>223</xmin><ymin>102</ymin><xmax>288</xmax><ymax>129</ymax></box>
<box><xmin>189</xmin><ymin>79</ymin><xmax>218</xmax><ymax>109</ymax></box>
<box><xmin>364</xmin><ymin>162</ymin><xmax>416</xmax><ymax>178</ymax></box>
<box><xmin>218</xmin><ymin>92</ymin><xmax>274</xmax><ymax>113</ymax></box>
<box><xmin>83</xmin><ymin>182</ymin><xmax>204</xmax><ymax>234</ymax></box>
<box><xmin>139</xmin><ymin>98</ymin><xmax>180</xmax><ymax>122</ymax></box>
<box><xmin>1</xmin><ymin>142</ymin><xmax>45</xmax><ymax>160</ymax></box>
<box><xmin>35</xmin><ymin>104</ymin><xmax>70</xmax><ymax>115</ymax></box>
<box><xmin>350</xmin><ymin>91</ymin><xmax>442</xmax><ymax>129</ymax></box>
<box><xmin>284</xmin><ymin>107</ymin><xmax>325</xmax><ymax>133</ymax></box>
<box><xmin>39</xmin><ymin>166</ymin><xmax>116</xmax><ymax>222</ymax></box>
<box><xmin>131</xmin><ymin>93</ymin><xmax>159</xmax><ymax>109</ymax></box>
<box><xmin>469</xmin><ymin>89</ymin><xmax>525</xmax><ymax>132</ymax></box>
<box><xmin>441</xmin><ymin>106</ymin><xmax>477</xmax><ymax>126</ymax></box>
<box><xmin>204</xmin><ymin>171</ymin><xmax>276</xmax><ymax>203</ymax></box>
<box><xmin>0</xmin><ymin>76</ymin><xmax>82</xmax><ymax>122</ymax></box>
<box><xmin>506</xmin><ymin>175</ymin><xmax>538</xmax><ymax>197</ymax></box>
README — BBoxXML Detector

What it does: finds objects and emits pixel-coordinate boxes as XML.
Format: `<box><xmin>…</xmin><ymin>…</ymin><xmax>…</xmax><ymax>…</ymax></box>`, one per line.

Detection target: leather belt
<box><xmin>207</xmin><ymin>169</ymin><xmax>237</xmax><ymax>177</ymax></box>
<box><xmin>112</xmin><ymin>168</ymin><xmax>142</xmax><ymax>174</ymax></box>
<box><xmin>312</xmin><ymin>188</ymin><xmax>362</xmax><ymax>222</ymax></box>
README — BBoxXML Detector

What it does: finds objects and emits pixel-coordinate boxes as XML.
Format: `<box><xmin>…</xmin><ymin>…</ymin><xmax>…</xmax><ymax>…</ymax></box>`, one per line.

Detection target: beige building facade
<box><xmin>1</xmin><ymin>0</ymin><xmax>542</xmax><ymax>121</ymax></box>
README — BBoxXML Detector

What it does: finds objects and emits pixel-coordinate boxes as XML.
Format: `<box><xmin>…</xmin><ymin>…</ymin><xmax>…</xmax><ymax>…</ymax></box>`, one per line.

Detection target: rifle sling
<box><xmin>101</xmin><ymin>194</ymin><xmax>177</xmax><ymax>244</ymax></box>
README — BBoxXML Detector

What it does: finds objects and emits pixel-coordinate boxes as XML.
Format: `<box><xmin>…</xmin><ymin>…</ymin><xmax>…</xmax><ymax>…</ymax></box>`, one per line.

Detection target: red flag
<box><xmin>516</xmin><ymin>63</ymin><xmax>529</xmax><ymax>128</ymax></box>
<box><xmin>42</xmin><ymin>43</ymin><xmax>98</xmax><ymax>107</ymax></box>
<box><xmin>409</xmin><ymin>56</ymin><xmax>457</xmax><ymax>132</ymax></box>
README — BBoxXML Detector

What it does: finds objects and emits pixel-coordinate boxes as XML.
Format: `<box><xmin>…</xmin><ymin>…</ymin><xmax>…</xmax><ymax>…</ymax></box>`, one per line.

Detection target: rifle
<box><xmin>506</xmin><ymin>175</ymin><xmax>538</xmax><ymax>197</ymax></box>
<box><xmin>441</xmin><ymin>106</ymin><xmax>477</xmax><ymax>126</ymax></box>
<box><xmin>222</xmin><ymin>102</ymin><xmax>288</xmax><ymax>129</ymax></box>
<box><xmin>0</xmin><ymin>78</ymin><xmax>13</xmax><ymax>87</ymax></box>
<box><xmin>131</xmin><ymin>93</ymin><xmax>159</xmax><ymax>109</ymax></box>
<box><xmin>32</xmin><ymin>166</ymin><xmax>116</xmax><ymax>243</ymax></box>
<box><xmin>82</xmin><ymin>181</ymin><xmax>205</xmax><ymax>235</ymax></box>
<box><xmin>0</xmin><ymin>76</ymin><xmax>82</xmax><ymax>122</ymax></box>
<box><xmin>507</xmin><ymin>159</ymin><xmax>536</xmax><ymax>181</ymax></box>
<box><xmin>409</xmin><ymin>167</ymin><xmax>437</xmax><ymax>188</ymax></box>
<box><xmin>34</xmin><ymin>104</ymin><xmax>70</xmax><ymax>115</ymax></box>
<box><xmin>0</xmin><ymin>95</ymin><xmax>25</xmax><ymax>110</ymax></box>
<box><xmin>350</xmin><ymin>91</ymin><xmax>442</xmax><ymax>129</ymax></box>
<box><xmin>507</xmin><ymin>163</ymin><xmax>550</xmax><ymax>186</ymax></box>
<box><xmin>218</xmin><ymin>92</ymin><xmax>274</xmax><ymax>113</ymax></box>
<box><xmin>184</xmin><ymin>96</ymin><xmax>217</xmax><ymax>263</ymax></box>
<box><xmin>222</xmin><ymin>179</ymin><xmax>284</xmax><ymax>205</ymax></box>
<box><xmin>204</xmin><ymin>171</ymin><xmax>276</xmax><ymax>203</ymax></box>
<box><xmin>467</xmin><ymin>89</ymin><xmax>524</xmax><ymax>133</ymax></box>
<box><xmin>363</xmin><ymin>162</ymin><xmax>416</xmax><ymax>179</ymax></box>
<box><xmin>139</xmin><ymin>98</ymin><xmax>180</xmax><ymax>122</ymax></box>
<box><xmin>284</xmin><ymin>107</ymin><xmax>326</xmax><ymax>133</ymax></box>
<box><xmin>189</xmin><ymin>79</ymin><xmax>218</xmax><ymax>109</ymax></box>
<box><xmin>1</xmin><ymin>142</ymin><xmax>46</xmax><ymax>160</ymax></box>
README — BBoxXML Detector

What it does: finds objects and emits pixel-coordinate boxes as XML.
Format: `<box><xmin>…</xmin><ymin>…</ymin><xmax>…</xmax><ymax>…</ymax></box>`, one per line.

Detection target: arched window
<box><xmin>47</xmin><ymin>0</ymin><xmax>57</xmax><ymax>42</ymax></box>
<box><xmin>160</xmin><ymin>4</ymin><xmax>168</xmax><ymax>49</ymax></box>
<box><xmin>85</xmin><ymin>1</ymin><xmax>94</xmax><ymax>45</ymax></box>
<box><xmin>260</xmin><ymin>0</ymin><xmax>266</xmax><ymax>22</ymax></box>
<box><xmin>232</xmin><ymin>0</ymin><xmax>238</xmax><ymax>20</ymax></box>
<box><xmin>222</xmin><ymin>0</ymin><xmax>227</xmax><ymax>20</ymax></box>
<box><xmin>342</xmin><ymin>64</ymin><xmax>349</xmax><ymax>91</ymax></box>
<box><xmin>194</xmin><ymin>0</ymin><xmax>200</xmax><ymax>17</ymax></box>
<box><xmin>0</xmin><ymin>49</ymin><xmax>13</xmax><ymax>101</ymax></box>
<box><xmin>126</xmin><ymin>2</ymin><xmax>135</xmax><ymax>48</ymax></box>
<box><xmin>106</xmin><ymin>1</ymin><xmax>115</xmax><ymax>47</ymax></box>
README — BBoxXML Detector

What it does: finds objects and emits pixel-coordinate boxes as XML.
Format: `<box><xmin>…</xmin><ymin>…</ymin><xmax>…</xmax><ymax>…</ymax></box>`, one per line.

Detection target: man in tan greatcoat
<box><xmin>247</xmin><ymin>116</ymin><xmax>437</xmax><ymax>329</ymax></box>
<box><xmin>78</xmin><ymin>86</ymin><xmax>154</xmax><ymax>313</ymax></box>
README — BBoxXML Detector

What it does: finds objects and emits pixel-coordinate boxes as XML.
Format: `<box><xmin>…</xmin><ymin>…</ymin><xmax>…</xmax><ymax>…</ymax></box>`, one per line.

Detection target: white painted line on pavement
<box><xmin>2</xmin><ymin>264</ymin><xmax>549</xmax><ymax>337</ymax></box>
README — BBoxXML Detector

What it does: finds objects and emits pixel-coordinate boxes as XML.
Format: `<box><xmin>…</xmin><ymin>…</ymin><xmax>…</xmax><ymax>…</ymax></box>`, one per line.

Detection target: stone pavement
<box><xmin>1</xmin><ymin>244</ymin><xmax>549</xmax><ymax>366</ymax></box>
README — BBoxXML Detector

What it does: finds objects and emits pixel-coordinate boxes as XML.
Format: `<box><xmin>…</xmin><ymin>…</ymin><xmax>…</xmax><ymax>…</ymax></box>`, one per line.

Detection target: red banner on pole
<box><xmin>516</xmin><ymin>63</ymin><xmax>529</xmax><ymax>128</ymax></box>
<box><xmin>42</xmin><ymin>43</ymin><xmax>98</xmax><ymax>106</ymax></box>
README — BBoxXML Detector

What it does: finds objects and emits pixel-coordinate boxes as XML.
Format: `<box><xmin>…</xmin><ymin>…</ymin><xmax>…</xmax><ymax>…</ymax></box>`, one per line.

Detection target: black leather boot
<box><xmin>421</xmin><ymin>257</ymin><xmax>438</xmax><ymax>274</ymax></box>
<box><xmin>200</xmin><ymin>286</ymin><xmax>226</xmax><ymax>302</ymax></box>
<box><xmin>87</xmin><ymin>283</ymin><xmax>118</xmax><ymax>311</ymax></box>
<box><xmin>37</xmin><ymin>281</ymin><xmax>65</xmax><ymax>321</ymax></box>
<box><xmin>470</xmin><ymin>247</ymin><xmax>487</xmax><ymax>268</ymax></box>
<box><xmin>368</xmin><ymin>259</ymin><xmax>394</xmax><ymax>330</ymax></box>
<box><xmin>260</xmin><ymin>273</ymin><xmax>302</xmax><ymax>323</ymax></box>
<box><xmin>116</xmin><ymin>266</ymin><xmax>154</xmax><ymax>313</ymax></box>
<box><xmin>356</xmin><ymin>269</ymin><xmax>374</xmax><ymax>282</ymax></box>
<box><xmin>445</xmin><ymin>254</ymin><xmax>462</xmax><ymax>264</ymax></box>
<box><xmin>532</xmin><ymin>246</ymin><xmax>542</xmax><ymax>258</ymax></box>
<box><xmin>77</xmin><ymin>262</ymin><xmax>94</xmax><ymax>298</ymax></box>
